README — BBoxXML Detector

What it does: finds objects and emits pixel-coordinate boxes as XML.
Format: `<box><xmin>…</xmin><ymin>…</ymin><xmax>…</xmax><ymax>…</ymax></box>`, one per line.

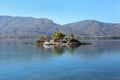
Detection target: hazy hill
<box><xmin>0</xmin><ymin>16</ymin><xmax>120</xmax><ymax>38</ymax></box>
<box><xmin>0</xmin><ymin>16</ymin><xmax>60</xmax><ymax>38</ymax></box>
<box><xmin>63</xmin><ymin>20</ymin><xmax>120</xmax><ymax>37</ymax></box>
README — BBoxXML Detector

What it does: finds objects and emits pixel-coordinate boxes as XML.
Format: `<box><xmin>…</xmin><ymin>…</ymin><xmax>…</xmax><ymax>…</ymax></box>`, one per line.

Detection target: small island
<box><xmin>35</xmin><ymin>32</ymin><xmax>90</xmax><ymax>46</ymax></box>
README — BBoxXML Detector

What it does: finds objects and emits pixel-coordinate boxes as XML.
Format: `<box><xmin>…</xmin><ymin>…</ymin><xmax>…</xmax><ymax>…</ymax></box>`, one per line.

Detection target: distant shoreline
<box><xmin>0</xmin><ymin>37</ymin><xmax>120</xmax><ymax>40</ymax></box>
<box><xmin>78</xmin><ymin>36</ymin><xmax>120</xmax><ymax>40</ymax></box>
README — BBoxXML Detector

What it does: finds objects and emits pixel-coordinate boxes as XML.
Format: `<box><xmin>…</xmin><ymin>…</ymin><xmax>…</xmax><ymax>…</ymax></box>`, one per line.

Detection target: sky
<box><xmin>0</xmin><ymin>0</ymin><xmax>120</xmax><ymax>24</ymax></box>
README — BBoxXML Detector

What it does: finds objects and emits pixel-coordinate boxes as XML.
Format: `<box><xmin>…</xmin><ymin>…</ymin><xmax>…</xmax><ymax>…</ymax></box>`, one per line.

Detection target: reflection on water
<box><xmin>36</xmin><ymin>40</ymin><xmax>120</xmax><ymax>58</ymax></box>
<box><xmin>0</xmin><ymin>40</ymin><xmax>120</xmax><ymax>80</ymax></box>
<box><xmin>39</xmin><ymin>45</ymin><xmax>79</xmax><ymax>56</ymax></box>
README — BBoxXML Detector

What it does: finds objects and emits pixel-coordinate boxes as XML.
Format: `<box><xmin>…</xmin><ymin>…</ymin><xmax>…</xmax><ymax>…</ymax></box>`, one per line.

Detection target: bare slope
<box><xmin>0</xmin><ymin>16</ymin><xmax>120</xmax><ymax>38</ymax></box>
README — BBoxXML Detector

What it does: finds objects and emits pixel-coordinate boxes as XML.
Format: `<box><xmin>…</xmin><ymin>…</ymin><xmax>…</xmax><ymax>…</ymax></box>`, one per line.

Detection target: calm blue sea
<box><xmin>0</xmin><ymin>40</ymin><xmax>120</xmax><ymax>80</ymax></box>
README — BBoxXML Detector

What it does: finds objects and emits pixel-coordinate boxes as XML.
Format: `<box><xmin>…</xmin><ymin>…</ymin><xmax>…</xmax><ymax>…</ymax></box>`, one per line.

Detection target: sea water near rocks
<box><xmin>0</xmin><ymin>40</ymin><xmax>120</xmax><ymax>80</ymax></box>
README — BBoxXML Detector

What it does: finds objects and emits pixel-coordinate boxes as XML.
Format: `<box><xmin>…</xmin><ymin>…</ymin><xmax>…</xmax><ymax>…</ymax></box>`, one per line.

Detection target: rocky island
<box><xmin>35</xmin><ymin>32</ymin><xmax>90</xmax><ymax>46</ymax></box>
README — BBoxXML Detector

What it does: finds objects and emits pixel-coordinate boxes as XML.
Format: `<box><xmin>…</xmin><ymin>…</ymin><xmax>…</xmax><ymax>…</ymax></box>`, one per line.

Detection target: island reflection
<box><xmin>36</xmin><ymin>45</ymin><xmax>80</xmax><ymax>56</ymax></box>
<box><xmin>0</xmin><ymin>40</ymin><xmax>120</xmax><ymax>62</ymax></box>
<box><xmin>36</xmin><ymin>40</ymin><xmax>120</xmax><ymax>59</ymax></box>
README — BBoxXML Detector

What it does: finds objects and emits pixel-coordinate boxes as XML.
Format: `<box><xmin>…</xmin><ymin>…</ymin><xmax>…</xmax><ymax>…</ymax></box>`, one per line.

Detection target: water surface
<box><xmin>0</xmin><ymin>40</ymin><xmax>120</xmax><ymax>80</ymax></box>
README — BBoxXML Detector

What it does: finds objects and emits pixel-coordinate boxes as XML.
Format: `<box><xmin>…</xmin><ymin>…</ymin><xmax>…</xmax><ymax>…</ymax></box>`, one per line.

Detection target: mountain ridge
<box><xmin>0</xmin><ymin>16</ymin><xmax>120</xmax><ymax>38</ymax></box>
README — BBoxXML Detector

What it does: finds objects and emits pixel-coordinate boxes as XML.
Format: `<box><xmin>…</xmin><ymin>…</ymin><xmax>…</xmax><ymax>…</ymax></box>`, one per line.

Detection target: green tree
<box><xmin>53</xmin><ymin>32</ymin><xmax>65</xmax><ymax>41</ymax></box>
<box><xmin>68</xmin><ymin>33</ymin><xmax>74</xmax><ymax>41</ymax></box>
<box><xmin>44</xmin><ymin>36</ymin><xmax>51</xmax><ymax>40</ymax></box>
<box><xmin>37</xmin><ymin>36</ymin><xmax>51</xmax><ymax>43</ymax></box>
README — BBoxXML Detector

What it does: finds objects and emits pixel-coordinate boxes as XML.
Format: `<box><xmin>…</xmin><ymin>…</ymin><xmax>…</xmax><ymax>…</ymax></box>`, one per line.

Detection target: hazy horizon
<box><xmin>0</xmin><ymin>15</ymin><xmax>120</xmax><ymax>25</ymax></box>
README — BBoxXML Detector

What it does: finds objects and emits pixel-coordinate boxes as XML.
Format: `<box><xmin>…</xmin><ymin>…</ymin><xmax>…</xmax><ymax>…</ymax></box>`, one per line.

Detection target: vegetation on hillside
<box><xmin>36</xmin><ymin>36</ymin><xmax>51</xmax><ymax>43</ymax></box>
<box><xmin>52</xmin><ymin>32</ymin><xmax>65</xmax><ymax>41</ymax></box>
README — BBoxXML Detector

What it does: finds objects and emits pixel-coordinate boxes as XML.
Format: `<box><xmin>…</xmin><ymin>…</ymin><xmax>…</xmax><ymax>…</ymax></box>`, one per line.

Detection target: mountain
<box><xmin>63</xmin><ymin>20</ymin><xmax>120</xmax><ymax>37</ymax></box>
<box><xmin>0</xmin><ymin>16</ymin><xmax>60</xmax><ymax>38</ymax></box>
<box><xmin>0</xmin><ymin>16</ymin><xmax>120</xmax><ymax>38</ymax></box>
